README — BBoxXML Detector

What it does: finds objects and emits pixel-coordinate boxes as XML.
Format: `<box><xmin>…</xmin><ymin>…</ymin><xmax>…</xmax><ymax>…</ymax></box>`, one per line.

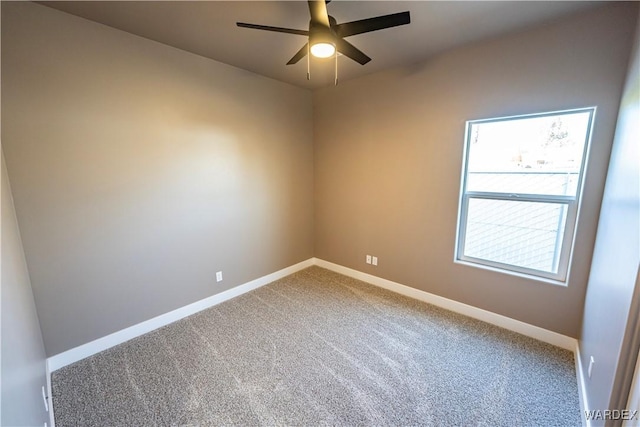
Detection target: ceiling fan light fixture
<box><xmin>309</xmin><ymin>28</ymin><xmax>335</xmax><ymax>58</ymax></box>
<box><xmin>310</xmin><ymin>42</ymin><xmax>335</xmax><ymax>58</ymax></box>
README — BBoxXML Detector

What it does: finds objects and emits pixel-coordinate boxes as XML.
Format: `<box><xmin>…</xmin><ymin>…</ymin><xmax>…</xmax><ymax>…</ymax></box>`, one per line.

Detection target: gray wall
<box><xmin>1</xmin><ymin>2</ymin><xmax>314</xmax><ymax>356</ymax></box>
<box><xmin>313</xmin><ymin>3</ymin><xmax>638</xmax><ymax>338</ymax></box>
<box><xmin>1</xmin><ymin>153</ymin><xmax>49</xmax><ymax>426</ymax></box>
<box><xmin>579</xmin><ymin>8</ymin><xmax>640</xmax><ymax>420</ymax></box>
<box><xmin>1</xmin><ymin>0</ymin><xmax>636</xmax><ymax>364</ymax></box>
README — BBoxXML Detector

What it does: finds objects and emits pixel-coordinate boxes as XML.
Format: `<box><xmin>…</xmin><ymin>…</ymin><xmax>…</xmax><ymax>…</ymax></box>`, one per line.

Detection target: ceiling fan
<box><xmin>236</xmin><ymin>1</ymin><xmax>411</xmax><ymax>68</ymax></box>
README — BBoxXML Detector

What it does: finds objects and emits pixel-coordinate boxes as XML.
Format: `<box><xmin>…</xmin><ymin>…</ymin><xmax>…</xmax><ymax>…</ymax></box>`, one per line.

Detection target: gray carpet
<box><xmin>52</xmin><ymin>266</ymin><xmax>581</xmax><ymax>426</ymax></box>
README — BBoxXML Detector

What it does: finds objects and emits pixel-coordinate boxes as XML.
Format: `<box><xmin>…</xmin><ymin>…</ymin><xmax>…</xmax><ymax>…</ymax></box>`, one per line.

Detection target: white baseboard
<box><xmin>46</xmin><ymin>258</ymin><xmax>315</xmax><ymax>372</ymax></box>
<box><xmin>46</xmin><ymin>362</ymin><xmax>56</xmax><ymax>427</ymax></box>
<box><xmin>575</xmin><ymin>344</ymin><xmax>591</xmax><ymax>427</ymax></box>
<box><xmin>313</xmin><ymin>258</ymin><xmax>577</xmax><ymax>351</ymax></box>
<box><xmin>47</xmin><ymin>256</ymin><xmax>576</xmax><ymax>376</ymax></box>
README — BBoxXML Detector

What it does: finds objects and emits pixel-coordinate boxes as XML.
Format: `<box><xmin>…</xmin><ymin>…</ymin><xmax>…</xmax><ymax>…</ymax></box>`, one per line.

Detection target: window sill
<box><xmin>454</xmin><ymin>259</ymin><xmax>568</xmax><ymax>287</ymax></box>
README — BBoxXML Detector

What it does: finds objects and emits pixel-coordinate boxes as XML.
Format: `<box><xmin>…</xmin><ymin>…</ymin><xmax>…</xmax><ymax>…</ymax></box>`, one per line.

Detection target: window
<box><xmin>455</xmin><ymin>108</ymin><xmax>595</xmax><ymax>282</ymax></box>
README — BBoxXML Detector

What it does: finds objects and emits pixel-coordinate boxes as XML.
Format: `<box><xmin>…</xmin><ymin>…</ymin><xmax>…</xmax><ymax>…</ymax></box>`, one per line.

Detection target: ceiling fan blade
<box><xmin>335</xmin><ymin>38</ymin><xmax>371</xmax><ymax>65</ymax></box>
<box><xmin>236</xmin><ymin>22</ymin><xmax>309</xmax><ymax>36</ymax></box>
<box><xmin>308</xmin><ymin>0</ymin><xmax>330</xmax><ymax>27</ymax></box>
<box><xmin>287</xmin><ymin>43</ymin><xmax>309</xmax><ymax>65</ymax></box>
<box><xmin>335</xmin><ymin>11</ymin><xmax>410</xmax><ymax>38</ymax></box>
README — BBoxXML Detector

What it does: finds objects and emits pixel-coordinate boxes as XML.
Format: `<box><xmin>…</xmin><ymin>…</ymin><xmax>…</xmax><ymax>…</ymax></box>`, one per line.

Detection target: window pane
<box><xmin>466</xmin><ymin>111</ymin><xmax>591</xmax><ymax>196</ymax></box>
<box><xmin>463</xmin><ymin>198</ymin><xmax>567</xmax><ymax>273</ymax></box>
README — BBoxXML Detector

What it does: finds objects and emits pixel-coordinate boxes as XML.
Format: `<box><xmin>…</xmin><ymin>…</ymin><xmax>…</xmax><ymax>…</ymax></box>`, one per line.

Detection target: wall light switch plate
<box><xmin>366</xmin><ymin>255</ymin><xmax>372</xmax><ymax>264</ymax></box>
<box><xmin>372</xmin><ymin>256</ymin><xmax>378</xmax><ymax>266</ymax></box>
<box><xmin>216</xmin><ymin>271</ymin><xmax>223</xmax><ymax>282</ymax></box>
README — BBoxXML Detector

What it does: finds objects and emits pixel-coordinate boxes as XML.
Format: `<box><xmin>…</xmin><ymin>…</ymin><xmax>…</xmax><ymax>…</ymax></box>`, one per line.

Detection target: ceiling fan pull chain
<box><xmin>307</xmin><ymin>43</ymin><xmax>311</xmax><ymax>80</ymax></box>
<box><xmin>334</xmin><ymin>50</ymin><xmax>338</xmax><ymax>86</ymax></box>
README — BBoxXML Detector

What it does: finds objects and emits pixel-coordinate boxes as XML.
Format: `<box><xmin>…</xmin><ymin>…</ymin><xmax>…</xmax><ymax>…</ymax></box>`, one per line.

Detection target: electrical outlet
<box><xmin>372</xmin><ymin>256</ymin><xmax>378</xmax><ymax>266</ymax></box>
<box><xmin>216</xmin><ymin>271</ymin><xmax>223</xmax><ymax>282</ymax></box>
<box><xmin>366</xmin><ymin>255</ymin><xmax>372</xmax><ymax>264</ymax></box>
<box><xmin>588</xmin><ymin>356</ymin><xmax>595</xmax><ymax>378</ymax></box>
<box><xmin>42</xmin><ymin>385</ymin><xmax>49</xmax><ymax>412</ymax></box>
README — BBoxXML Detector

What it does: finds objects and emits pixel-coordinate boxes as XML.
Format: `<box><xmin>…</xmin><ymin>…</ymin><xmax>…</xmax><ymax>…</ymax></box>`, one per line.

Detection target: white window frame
<box><xmin>454</xmin><ymin>107</ymin><xmax>596</xmax><ymax>283</ymax></box>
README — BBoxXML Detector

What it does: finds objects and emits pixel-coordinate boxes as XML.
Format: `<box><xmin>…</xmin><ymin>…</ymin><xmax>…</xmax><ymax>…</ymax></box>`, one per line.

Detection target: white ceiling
<box><xmin>39</xmin><ymin>1</ymin><xmax>608</xmax><ymax>90</ymax></box>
